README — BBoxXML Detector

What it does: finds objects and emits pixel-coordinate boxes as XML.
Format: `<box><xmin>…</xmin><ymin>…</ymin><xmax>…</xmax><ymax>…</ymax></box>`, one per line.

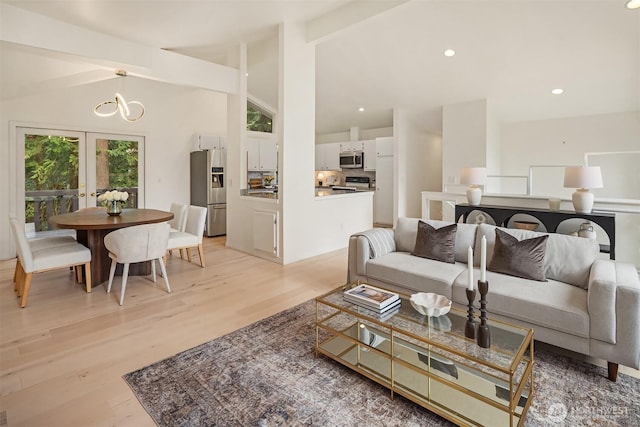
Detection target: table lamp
<box><xmin>563</xmin><ymin>166</ymin><xmax>603</xmax><ymax>213</ymax></box>
<box><xmin>460</xmin><ymin>167</ymin><xmax>487</xmax><ymax>206</ymax></box>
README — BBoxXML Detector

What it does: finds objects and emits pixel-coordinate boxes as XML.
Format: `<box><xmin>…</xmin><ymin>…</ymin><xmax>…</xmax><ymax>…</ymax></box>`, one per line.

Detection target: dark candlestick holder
<box><xmin>477</xmin><ymin>280</ymin><xmax>491</xmax><ymax>348</ymax></box>
<box><xmin>465</xmin><ymin>288</ymin><xmax>476</xmax><ymax>339</ymax></box>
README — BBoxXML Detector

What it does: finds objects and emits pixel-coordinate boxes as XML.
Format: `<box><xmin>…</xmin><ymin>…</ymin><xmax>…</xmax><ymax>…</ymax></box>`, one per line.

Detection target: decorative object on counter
<box><xmin>563</xmin><ymin>166</ymin><xmax>603</xmax><ymax>214</ymax></box>
<box><xmin>97</xmin><ymin>190</ymin><xmax>129</xmax><ymax>216</ymax></box>
<box><xmin>263</xmin><ymin>175</ymin><xmax>275</xmax><ymax>188</ymax></box>
<box><xmin>248</xmin><ymin>178</ymin><xmax>263</xmax><ymax>189</ymax></box>
<box><xmin>513</xmin><ymin>220</ymin><xmax>539</xmax><ymax>231</ymax></box>
<box><xmin>477</xmin><ymin>280</ymin><xmax>491</xmax><ymax>348</ymax></box>
<box><xmin>549</xmin><ymin>198</ymin><xmax>561</xmax><ymax>212</ymax></box>
<box><xmin>460</xmin><ymin>167</ymin><xmax>487</xmax><ymax>206</ymax></box>
<box><xmin>317</xmin><ymin>172</ymin><xmax>324</xmax><ymax>187</ymax></box>
<box><xmin>409</xmin><ymin>293</ymin><xmax>451</xmax><ymax>317</ymax></box>
<box><xmin>578</xmin><ymin>222</ymin><xmax>596</xmax><ymax>239</ymax></box>
<box><xmin>465</xmin><ymin>288</ymin><xmax>477</xmax><ymax>339</ymax></box>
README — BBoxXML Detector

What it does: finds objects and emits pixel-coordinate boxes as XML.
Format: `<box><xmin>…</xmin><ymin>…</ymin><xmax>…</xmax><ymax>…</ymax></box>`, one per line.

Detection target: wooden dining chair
<box><xmin>10</xmin><ymin>218</ymin><xmax>92</xmax><ymax>308</ymax></box>
<box><xmin>166</xmin><ymin>205</ymin><xmax>207</xmax><ymax>267</ymax></box>
<box><xmin>104</xmin><ymin>222</ymin><xmax>171</xmax><ymax>306</ymax></box>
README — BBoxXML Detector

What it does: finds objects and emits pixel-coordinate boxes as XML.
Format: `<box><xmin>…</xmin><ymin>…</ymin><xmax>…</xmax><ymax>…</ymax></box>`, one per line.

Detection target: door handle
<box><xmin>90</xmin><ymin>192</ymin><xmax>96</xmax><ymax>196</ymax></box>
<box><xmin>79</xmin><ymin>193</ymin><xmax>86</xmax><ymax>197</ymax></box>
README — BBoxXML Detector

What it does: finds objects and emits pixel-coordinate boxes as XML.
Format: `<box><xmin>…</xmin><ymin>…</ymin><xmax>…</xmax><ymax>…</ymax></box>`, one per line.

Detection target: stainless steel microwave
<box><xmin>339</xmin><ymin>151</ymin><xmax>363</xmax><ymax>169</ymax></box>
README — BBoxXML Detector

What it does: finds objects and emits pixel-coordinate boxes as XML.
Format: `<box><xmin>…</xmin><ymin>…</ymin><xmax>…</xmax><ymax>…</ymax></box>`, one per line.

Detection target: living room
<box><xmin>1</xmin><ymin>0</ymin><xmax>639</xmax><ymax>425</ymax></box>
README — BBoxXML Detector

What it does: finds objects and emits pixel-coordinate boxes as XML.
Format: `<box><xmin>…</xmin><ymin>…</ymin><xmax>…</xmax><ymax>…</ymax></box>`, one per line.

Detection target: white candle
<box><xmin>480</xmin><ymin>235</ymin><xmax>487</xmax><ymax>282</ymax></box>
<box><xmin>467</xmin><ymin>246</ymin><xmax>474</xmax><ymax>290</ymax></box>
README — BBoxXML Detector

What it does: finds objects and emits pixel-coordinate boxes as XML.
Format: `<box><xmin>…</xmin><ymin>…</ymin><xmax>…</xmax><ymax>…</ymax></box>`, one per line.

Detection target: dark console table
<box><xmin>454</xmin><ymin>204</ymin><xmax>616</xmax><ymax>259</ymax></box>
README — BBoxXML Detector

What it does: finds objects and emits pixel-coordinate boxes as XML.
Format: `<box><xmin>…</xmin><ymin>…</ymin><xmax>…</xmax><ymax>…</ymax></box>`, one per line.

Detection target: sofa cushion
<box><xmin>488</xmin><ymin>228</ymin><xmax>549</xmax><ymax>281</ymax></box>
<box><xmin>412</xmin><ymin>221</ymin><xmax>456</xmax><ymax>263</ymax></box>
<box><xmin>451</xmin><ymin>270</ymin><xmax>590</xmax><ymax>338</ymax></box>
<box><xmin>366</xmin><ymin>252</ymin><xmax>465</xmax><ymax>298</ymax></box>
<box><xmin>476</xmin><ymin>223</ymin><xmax>598</xmax><ymax>289</ymax></box>
<box><xmin>395</xmin><ymin>217</ymin><xmax>477</xmax><ymax>263</ymax></box>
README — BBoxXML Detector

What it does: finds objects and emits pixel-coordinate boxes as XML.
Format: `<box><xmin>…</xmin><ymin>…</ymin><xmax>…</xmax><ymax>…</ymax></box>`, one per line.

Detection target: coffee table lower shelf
<box><xmin>315</xmin><ymin>299</ymin><xmax>534</xmax><ymax>427</ymax></box>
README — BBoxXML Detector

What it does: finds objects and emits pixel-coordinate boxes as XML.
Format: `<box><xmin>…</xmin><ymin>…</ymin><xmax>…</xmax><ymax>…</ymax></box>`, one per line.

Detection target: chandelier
<box><xmin>94</xmin><ymin>70</ymin><xmax>145</xmax><ymax>122</ymax></box>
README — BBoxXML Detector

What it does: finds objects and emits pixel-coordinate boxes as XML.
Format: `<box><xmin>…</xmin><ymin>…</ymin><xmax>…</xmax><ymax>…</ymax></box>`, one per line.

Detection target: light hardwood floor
<box><xmin>1</xmin><ymin>238</ymin><xmax>638</xmax><ymax>426</ymax></box>
<box><xmin>0</xmin><ymin>237</ymin><xmax>347</xmax><ymax>426</ymax></box>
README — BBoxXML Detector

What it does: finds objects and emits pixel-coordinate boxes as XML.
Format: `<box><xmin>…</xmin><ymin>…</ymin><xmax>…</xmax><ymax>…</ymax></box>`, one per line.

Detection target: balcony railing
<box><xmin>26</xmin><ymin>188</ymin><xmax>138</xmax><ymax>232</ymax></box>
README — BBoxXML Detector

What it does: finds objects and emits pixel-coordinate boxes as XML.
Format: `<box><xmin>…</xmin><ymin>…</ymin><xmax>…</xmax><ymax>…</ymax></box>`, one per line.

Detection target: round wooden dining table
<box><xmin>49</xmin><ymin>208</ymin><xmax>174</xmax><ymax>286</ymax></box>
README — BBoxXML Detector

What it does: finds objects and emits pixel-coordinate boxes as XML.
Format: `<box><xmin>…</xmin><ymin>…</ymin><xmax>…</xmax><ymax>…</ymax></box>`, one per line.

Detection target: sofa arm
<box><xmin>588</xmin><ymin>259</ymin><xmax>640</xmax><ymax>346</ymax></box>
<box><xmin>348</xmin><ymin>236</ymin><xmax>370</xmax><ymax>282</ymax></box>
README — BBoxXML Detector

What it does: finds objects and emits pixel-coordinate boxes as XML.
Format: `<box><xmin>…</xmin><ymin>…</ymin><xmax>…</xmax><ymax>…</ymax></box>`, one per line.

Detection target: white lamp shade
<box><xmin>460</xmin><ymin>167</ymin><xmax>487</xmax><ymax>185</ymax></box>
<box><xmin>563</xmin><ymin>166</ymin><xmax>603</xmax><ymax>189</ymax></box>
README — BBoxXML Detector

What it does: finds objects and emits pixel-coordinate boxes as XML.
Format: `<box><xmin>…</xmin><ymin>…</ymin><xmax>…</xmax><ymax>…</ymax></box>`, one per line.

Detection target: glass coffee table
<box><xmin>316</xmin><ymin>283</ymin><xmax>534</xmax><ymax>427</ymax></box>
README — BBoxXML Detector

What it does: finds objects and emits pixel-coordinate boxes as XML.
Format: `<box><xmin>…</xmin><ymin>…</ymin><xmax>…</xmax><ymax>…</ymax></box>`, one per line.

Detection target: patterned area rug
<box><xmin>124</xmin><ymin>301</ymin><xmax>639</xmax><ymax>426</ymax></box>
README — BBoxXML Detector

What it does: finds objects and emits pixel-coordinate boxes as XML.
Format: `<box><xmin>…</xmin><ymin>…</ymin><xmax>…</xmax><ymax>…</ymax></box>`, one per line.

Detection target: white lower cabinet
<box><xmin>253</xmin><ymin>210</ymin><xmax>278</xmax><ymax>255</ymax></box>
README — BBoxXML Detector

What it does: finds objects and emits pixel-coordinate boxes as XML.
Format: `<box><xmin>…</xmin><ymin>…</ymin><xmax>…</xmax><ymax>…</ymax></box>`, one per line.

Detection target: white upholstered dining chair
<box><xmin>166</xmin><ymin>205</ymin><xmax>207</xmax><ymax>267</ymax></box>
<box><xmin>104</xmin><ymin>222</ymin><xmax>171</xmax><ymax>306</ymax></box>
<box><xmin>168</xmin><ymin>202</ymin><xmax>188</xmax><ymax>232</ymax></box>
<box><xmin>10</xmin><ymin>217</ymin><xmax>92</xmax><ymax>308</ymax></box>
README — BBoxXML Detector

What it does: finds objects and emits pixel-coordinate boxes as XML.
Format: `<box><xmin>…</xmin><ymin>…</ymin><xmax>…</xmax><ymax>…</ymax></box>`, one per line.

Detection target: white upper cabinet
<box><xmin>376</xmin><ymin>137</ymin><xmax>393</xmax><ymax>157</ymax></box>
<box><xmin>247</xmin><ymin>136</ymin><xmax>277</xmax><ymax>171</ymax></box>
<box><xmin>315</xmin><ymin>143</ymin><xmax>341</xmax><ymax>171</ymax></box>
<box><xmin>339</xmin><ymin>140</ymin><xmax>364</xmax><ymax>152</ymax></box>
<box><xmin>363</xmin><ymin>139</ymin><xmax>376</xmax><ymax>171</ymax></box>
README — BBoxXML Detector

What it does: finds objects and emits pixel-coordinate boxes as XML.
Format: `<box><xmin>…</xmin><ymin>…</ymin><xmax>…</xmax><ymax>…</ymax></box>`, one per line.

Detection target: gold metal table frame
<box><xmin>315</xmin><ymin>283</ymin><xmax>534</xmax><ymax>427</ymax></box>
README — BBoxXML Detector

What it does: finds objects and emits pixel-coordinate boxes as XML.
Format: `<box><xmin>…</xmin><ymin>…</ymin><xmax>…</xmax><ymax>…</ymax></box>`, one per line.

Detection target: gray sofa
<box><xmin>348</xmin><ymin>217</ymin><xmax>640</xmax><ymax>381</ymax></box>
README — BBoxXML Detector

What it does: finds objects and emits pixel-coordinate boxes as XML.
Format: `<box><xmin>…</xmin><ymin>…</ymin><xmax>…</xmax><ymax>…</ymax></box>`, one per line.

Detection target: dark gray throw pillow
<box><xmin>489</xmin><ymin>228</ymin><xmax>549</xmax><ymax>282</ymax></box>
<box><xmin>412</xmin><ymin>221</ymin><xmax>457</xmax><ymax>264</ymax></box>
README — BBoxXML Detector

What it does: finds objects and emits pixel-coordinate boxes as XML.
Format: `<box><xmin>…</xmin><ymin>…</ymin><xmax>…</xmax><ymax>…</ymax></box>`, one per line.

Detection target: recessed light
<box><xmin>358</xmin><ymin>107</ymin><xmax>365</xmax><ymax>112</ymax></box>
<box><xmin>551</xmin><ymin>88</ymin><xmax>564</xmax><ymax>95</ymax></box>
<box><xmin>444</xmin><ymin>49</ymin><xmax>456</xmax><ymax>57</ymax></box>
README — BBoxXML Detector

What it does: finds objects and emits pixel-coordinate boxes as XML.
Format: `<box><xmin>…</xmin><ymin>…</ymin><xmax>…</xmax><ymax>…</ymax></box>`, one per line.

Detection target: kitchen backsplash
<box><xmin>315</xmin><ymin>170</ymin><xmax>376</xmax><ymax>187</ymax></box>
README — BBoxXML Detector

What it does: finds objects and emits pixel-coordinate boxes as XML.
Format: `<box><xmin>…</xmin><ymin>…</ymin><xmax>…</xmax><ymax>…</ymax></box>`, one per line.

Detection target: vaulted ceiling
<box><xmin>2</xmin><ymin>0</ymin><xmax>639</xmax><ymax>135</ymax></box>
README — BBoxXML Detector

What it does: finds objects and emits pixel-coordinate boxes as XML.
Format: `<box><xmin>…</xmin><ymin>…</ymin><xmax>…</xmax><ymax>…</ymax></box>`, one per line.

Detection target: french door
<box><xmin>17</xmin><ymin>127</ymin><xmax>145</xmax><ymax>232</ymax></box>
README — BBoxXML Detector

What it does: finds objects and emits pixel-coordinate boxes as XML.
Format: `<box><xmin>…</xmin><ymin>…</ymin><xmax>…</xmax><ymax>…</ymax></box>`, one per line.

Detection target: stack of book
<box><xmin>344</xmin><ymin>284</ymin><xmax>401</xmax><ymax>314</ymax></box>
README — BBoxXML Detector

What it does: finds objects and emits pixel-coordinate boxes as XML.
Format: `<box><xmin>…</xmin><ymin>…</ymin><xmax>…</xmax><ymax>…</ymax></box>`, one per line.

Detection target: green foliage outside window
<box><xmin>24</xmin><ymin>135</ymin><xmax>139</xmax><ymax>229</ymax></box>
<box><xmin>247</xmin><ymin>103</ymin><xmax>273</xmax><ymax>133</ymax></box>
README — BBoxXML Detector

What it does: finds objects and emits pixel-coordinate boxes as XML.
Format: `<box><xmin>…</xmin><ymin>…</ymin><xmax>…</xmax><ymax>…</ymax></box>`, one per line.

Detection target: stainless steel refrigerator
<box><xmin>190</xmin><ymin>149</ymin><xmax>226</xmax><ymax>236</ymax></box>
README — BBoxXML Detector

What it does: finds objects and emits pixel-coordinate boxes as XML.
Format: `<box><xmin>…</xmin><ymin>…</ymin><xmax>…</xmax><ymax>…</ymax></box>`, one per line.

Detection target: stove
<box><xmin>344</xmin><ymin>176</ymin><xmax>371</xmax><ymax>189</ymax></box>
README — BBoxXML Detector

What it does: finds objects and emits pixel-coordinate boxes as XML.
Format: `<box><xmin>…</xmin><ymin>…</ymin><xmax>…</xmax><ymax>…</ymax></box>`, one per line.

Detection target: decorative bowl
<box><xmin>410</xmin><ymin>293</ymin><xmax>452</xmax><ymax>317</ymax></box>
<box><xmin>513</xmin><ymin>220</ymin><xmax>539</xmax><ymax>231</ymax></box>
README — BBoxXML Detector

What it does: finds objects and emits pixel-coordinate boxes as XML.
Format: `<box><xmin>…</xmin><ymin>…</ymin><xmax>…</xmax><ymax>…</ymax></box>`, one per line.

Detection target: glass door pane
<box><xmin>19</xmin><ymin>128</ymin><xmax>86</xmax><ymax>233</ymax></box>
<box><xmin>87</xmin><ymin>133</ymin><xmax>144</xmax><ymax>209</ymax></box>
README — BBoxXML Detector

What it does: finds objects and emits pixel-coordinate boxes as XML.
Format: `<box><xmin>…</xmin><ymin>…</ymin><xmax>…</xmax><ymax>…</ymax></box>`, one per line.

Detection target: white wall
<box><xmin>279</xmin><ymin>22</ymin><xmax>372</xmax><ymax>264</ymax></box>
<box><xmin>315</xmin><ymin>126</ymin><xmax>393</xmax><ymax>144</ymax></box>
<box><xmin>0</xmin><ymin>47</ymin><xmax>227</xmax><ymax>260</ymax></box>
<box><xmin>442</xmin><ymin>99</ymin><xmax>488</xmax><ymax>188</ymax></box>
<box><xmin>393</xmin><ymin>109</ymin><xmax>442</xmax><ymax>219</ymax></box>
<box><xmin>501</xmin><ymin>112</ymin><xmax>640</xmax><ymax>197</ymax></box>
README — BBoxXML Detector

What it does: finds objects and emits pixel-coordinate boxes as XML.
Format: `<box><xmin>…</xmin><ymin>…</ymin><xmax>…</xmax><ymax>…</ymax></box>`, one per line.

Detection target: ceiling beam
<box><xmin>0</xmin><ymin>3</ymin><xmax>238</xmax><ymax>94</ymax></box>
<box><xmin>305</xmin><ymin>0</ymin><xmax>410</xmax><ymax>43</ymax></box>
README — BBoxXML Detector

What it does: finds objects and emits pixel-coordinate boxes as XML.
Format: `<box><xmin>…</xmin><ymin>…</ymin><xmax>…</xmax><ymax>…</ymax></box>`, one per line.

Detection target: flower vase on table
<box><xmin>98</xmin><ymin>190</ymin><xmax>129</xmax><ymax>216</ymax></box>
<box><xmin>106</xmin><ymin>200</ymin><xmax>123</xmax><ymax>216</ymax></box>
